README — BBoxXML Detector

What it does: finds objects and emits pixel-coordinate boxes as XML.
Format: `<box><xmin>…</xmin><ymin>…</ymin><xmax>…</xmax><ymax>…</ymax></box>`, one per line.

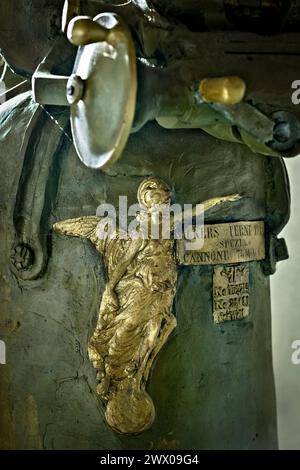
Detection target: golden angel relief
<box><xmin>54</xmin><ymin>177</ymin><xmax>240</xmax><ymax>434</ymax></box>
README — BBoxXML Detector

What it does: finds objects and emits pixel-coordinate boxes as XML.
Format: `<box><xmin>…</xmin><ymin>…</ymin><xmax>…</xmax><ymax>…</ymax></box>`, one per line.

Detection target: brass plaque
<box><xmin>177</xmin><ymin>221</ymin><xmax>265</xmax><ymax>265</ymax></box>
<box><xmin>213</xmin><ymin>265</ymin><xmax>249</xmax><ymax>324</ymax></box>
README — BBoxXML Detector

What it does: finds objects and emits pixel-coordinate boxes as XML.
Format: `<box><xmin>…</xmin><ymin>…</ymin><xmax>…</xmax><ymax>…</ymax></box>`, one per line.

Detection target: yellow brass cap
<box><xmin>199</xmin><ymin>76</ymin><xmax>246</xmax><ymax>105</ymax></box>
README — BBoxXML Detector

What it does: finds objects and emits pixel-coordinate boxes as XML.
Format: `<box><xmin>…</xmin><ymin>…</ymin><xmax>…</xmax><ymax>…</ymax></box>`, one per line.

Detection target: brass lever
<box><xmin>67</xmin><ymin>16</ymin><xmax>109</xmax><ymax>46</ymax></box>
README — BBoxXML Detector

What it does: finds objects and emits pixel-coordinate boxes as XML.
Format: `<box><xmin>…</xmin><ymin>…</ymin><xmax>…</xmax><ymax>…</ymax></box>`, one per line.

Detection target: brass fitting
<box><xmin>199</xmin><ymin>76</ymin><xmax>246</xmax><ymax>106</ymax></box>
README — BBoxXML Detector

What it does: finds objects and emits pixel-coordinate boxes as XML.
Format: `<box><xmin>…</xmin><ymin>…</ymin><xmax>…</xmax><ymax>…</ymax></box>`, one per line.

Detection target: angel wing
<box><xmin>200</xmin><ymin>194</ymin><xmax>242</xmax><ymax>215</ymax></box>
<box><xmin>172</xmin><ymin>194</ymin><xmax>242</xmax><ymax>228</ymax></box>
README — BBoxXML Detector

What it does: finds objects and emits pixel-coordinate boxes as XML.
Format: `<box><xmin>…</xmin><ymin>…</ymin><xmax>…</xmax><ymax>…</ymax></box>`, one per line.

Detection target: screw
<box><xmin>67</xmin><ymin>85</ymin><xmax>75</xmax><ymax>96</ymax></box>
<box><xmin>66</xmin><ymin>75</ymin><xmax>84</xmax><ymax>105</ymax></box>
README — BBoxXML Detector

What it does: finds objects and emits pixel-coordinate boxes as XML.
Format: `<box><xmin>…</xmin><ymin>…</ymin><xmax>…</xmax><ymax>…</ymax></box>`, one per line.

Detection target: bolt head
<box><xmin>66</xmin><ymin>74</ymin><xmax>84</xmax><ymax>105</ymax></box>
<box><xmin>273</xmin><ymin>121</ymin><xmax>291</xmax><ymax>143</ymax></box>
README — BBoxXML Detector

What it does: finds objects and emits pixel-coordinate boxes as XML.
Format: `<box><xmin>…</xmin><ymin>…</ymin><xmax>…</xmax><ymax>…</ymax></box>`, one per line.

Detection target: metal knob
<box><xmin>67</xmin><ymin>16</ymin><xmax>109</xmax><ymax>46</ymax></box>
<box><xmin>199</xmin><ymin>76</ymin><xmax>246</xmax><ymax>105</ymax></box>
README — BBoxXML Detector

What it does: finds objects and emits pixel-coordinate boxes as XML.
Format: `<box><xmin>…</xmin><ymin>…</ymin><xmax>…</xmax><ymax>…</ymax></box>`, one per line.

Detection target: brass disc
<box><xmin>70</xmin><ymin>13</ymin><xmax>137</xmax><ymax>169</ymax></box>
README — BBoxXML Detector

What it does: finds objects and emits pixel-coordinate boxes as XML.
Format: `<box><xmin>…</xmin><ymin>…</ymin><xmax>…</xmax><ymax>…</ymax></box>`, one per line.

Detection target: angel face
<box><xmin>137</xmin><ymin>177</ymin><xmax>171</xmax><ymax>211</ymax></box>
